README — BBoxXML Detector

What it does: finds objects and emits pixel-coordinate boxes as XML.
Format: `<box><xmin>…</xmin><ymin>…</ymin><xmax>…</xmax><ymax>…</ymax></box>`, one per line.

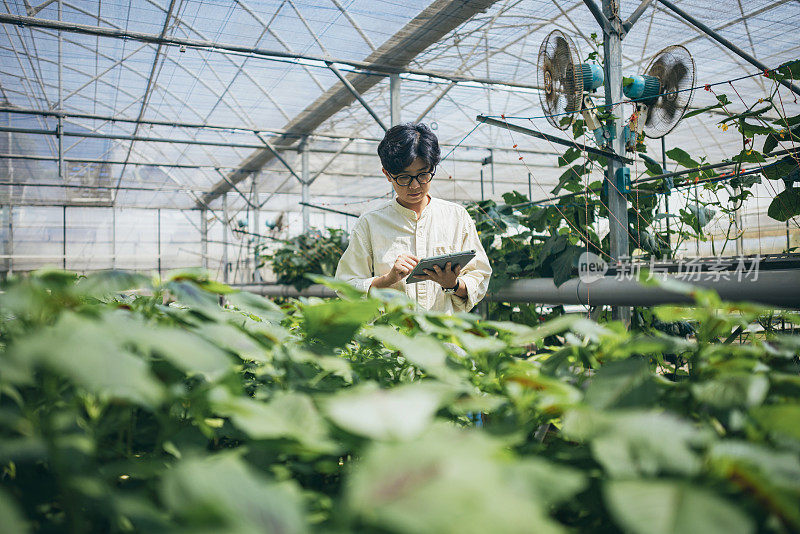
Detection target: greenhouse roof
<box><xmin>0</xmin><ymin>0</ymin><xmax>798</xmax><ymax>227</ymax></box>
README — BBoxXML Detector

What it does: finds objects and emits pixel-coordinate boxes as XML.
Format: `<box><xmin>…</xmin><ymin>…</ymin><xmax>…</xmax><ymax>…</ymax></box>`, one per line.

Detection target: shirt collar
<box><xmin>393</xmin><ymin>195</ymin><xmax>434</xmax><ymax>220</ymax></box>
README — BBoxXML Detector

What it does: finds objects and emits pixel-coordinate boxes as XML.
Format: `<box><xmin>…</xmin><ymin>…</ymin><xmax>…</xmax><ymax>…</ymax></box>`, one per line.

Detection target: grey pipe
<box><xmin>234</xmin><ymin>269</ymin><xmax>800</xmax><ymax>308</ymax></box>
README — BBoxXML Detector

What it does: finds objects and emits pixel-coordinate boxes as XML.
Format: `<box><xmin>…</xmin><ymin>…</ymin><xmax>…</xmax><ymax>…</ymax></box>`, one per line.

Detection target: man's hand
<box><xmin>420</xmin><ymin>261</ymin><xmax>462</xmax><ymax>289</ymax></box>
<box><xmin>371</xmin><ymin>253</ymin><xmax>419</xmax><ymax>288</ymax></box>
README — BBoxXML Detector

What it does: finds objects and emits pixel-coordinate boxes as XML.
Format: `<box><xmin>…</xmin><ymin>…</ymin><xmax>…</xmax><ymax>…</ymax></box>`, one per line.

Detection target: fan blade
<box><xmin>644</xmin><ymin>104</ymin><xmax>657</xmax><ymax>127</ymax></box>
<box><xmin>667</xmin><ymin>61</ymin><xmax>688</xmax><ymax>89</ymax></box>
<box><xmin>648</xmin><ymin>56</ymin><xmax>667</xmax><ymax>79</ymax></box>
<box><xmin>554</xmin><ymin>37</ymin><xmax>570</xmax><ymax>69</ymax></box>
<box><xmin>661</xmin><ymin>97</ymin><xmax>679</xmax><ymax>122</ymax></box>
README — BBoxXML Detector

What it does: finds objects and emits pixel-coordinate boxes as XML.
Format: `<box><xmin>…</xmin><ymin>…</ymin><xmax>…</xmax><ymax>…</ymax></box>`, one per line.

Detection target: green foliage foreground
<box><xmin>0</xmin><ymin>270</ymin><xmax>799</xmax><ymax>533</ymax></box>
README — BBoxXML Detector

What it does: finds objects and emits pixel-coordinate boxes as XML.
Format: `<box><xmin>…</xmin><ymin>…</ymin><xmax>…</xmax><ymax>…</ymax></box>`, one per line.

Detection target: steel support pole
<box><xmin>111</xmin><ymin>206</ymin><xmax>116</xmax><ymax>268</ymax></box>
<box><xmin>601</xmin><ymin>0</ymin><xmax>631</xmax><ymax>325</ymax></box>
<box><xmin>661</xmin><ymin>136</ymin><xmax>671</xmax><ymax>257</ymax></box>
<box><xmin>62</xmin><ymin>205</ymin><xmax>66</xmax><ymax>269</ymax></box>
<box><xmin>56</xmin><ymin>116</ymin><xmax>64</xmax><ymax>179</ymax></box>
<box><xmin>301</xmin><ymin>139</ymin><xmax>310</xmax><ymax>233</ymax></box>
<box><xmin>222</xmin><ymin>193</ymin><xmax>229</xmax><ymax>284</ymax></box>
<box><xmin>200</xmin><ymin>208</ymin><xmax>208</xmax><ymax>270</ymax></box>
<box><xmin>390</xmin><ymin>73</ymin><xmax>401</xmax><ymax>126</ymax></box>
<box><xmin>157</xmin><ymin>208</ymin><xmax>162</xmax><ymax>276</ymax></box>
<box><xmin>480</xmin><ymin>168</ymin><xmax>484</xmax><ymax>201</ymax></box>
<box><xmin>490</xmin><ymin>148</ymin><xmax>495</xmax><ymax>195</ymax></box>
<box><xmin>251</xmin><ymin>177</ymin><xmax>260</xmax><ymax>282</ymax></box>
<box><xmin>528</xmin><ymin>172</ymin><xmax>532</xmax><ymax>201</ymax></box>
<box><xmin>57</xmin><ymin>0</ymin><xmax>63</xmax><ymax>179</ymax></box>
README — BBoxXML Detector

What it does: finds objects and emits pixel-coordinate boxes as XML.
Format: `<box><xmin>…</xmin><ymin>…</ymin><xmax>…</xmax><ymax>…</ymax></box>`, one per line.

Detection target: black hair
<box><xmin>377</xmin><ymin>122</ymin><xmax>441</xmax><ymax>175</ymax></box>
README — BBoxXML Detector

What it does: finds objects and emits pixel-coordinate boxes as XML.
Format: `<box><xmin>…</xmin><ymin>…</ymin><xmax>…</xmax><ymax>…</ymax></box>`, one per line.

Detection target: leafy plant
<box><xmin>262</xmin><ymin>228</ymin><xmax>348</xmax><ymax>290</ymax></box>
<box><xmin>1</xmin><ymin>270</ymin><xmax>798</xmax><ymax>533</ymax></box>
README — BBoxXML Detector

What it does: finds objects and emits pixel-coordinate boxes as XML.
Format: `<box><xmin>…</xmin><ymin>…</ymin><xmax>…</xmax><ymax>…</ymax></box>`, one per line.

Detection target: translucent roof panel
<box><xmin>0</xmin><ymin>0</ymin><xmax>797</xmax><ymax>271</ymax></box>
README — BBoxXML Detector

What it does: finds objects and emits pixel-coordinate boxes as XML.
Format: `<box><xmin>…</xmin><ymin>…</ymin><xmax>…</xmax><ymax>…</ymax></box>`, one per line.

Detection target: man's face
<box><xmin>383</xmin><ymin>157</ymin><xmax>433</xmax><ymax>208</ymax></box>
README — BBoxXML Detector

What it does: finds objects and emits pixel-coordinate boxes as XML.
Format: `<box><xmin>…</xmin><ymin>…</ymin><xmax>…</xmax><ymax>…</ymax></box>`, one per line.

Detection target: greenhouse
<box><xmin>1</xmin><ymin>0</ymin><xmax>799</xmax><ymax>532</ymax></box>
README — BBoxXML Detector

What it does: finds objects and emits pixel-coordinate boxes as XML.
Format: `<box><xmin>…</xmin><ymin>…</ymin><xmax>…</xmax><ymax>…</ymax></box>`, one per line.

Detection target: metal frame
<box><xmin>2</xmin><ymin>0</ymin><xmax>797</xmax><ymax>278</ymax></box>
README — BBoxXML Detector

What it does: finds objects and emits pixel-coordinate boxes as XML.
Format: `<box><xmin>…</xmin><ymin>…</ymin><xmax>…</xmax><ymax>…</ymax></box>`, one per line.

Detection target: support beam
<box><xmin>476</xmin><ymin>115</ymin><xmax>632</xmax><ymax>163</ymax></box>
<box><xmin>601</xmin><ymin>0</ymin><xmax>631</xmax><ymax>325</ymax></box>
<box><xmin>582</xmin><ymin>0</ymin><xmax>611</xmax><ymax>33</ymax></box>
<box><xmin>0</xmin><ymin>106</ymin><xmax>564</xmax><ymax>154</ymax></box>
<box><xmin>658</xmin><ymin>0</ymin><xmax>800</xmax><ymax>97</ymax></box>
<box><xmin>326</xmin><ymin>61</ymin><xmax>388</xmax><ymax>132</ymax></box>
<box><xmin>309</xmin><ymin>139</ymin><xmax>354</xmax><ymax>185</ymax></box>
<box><xmin>622</xmin><ymin>0</ymin><xmax>654</xmax><ymax>33</ymax></box>
<box><xmin>0</xmin><ymin>9</ymin><xmax>535</xmax><ymax>90</ymax></box>
<box><xmin>390</xmin><ymin>73</ymin><xmax>401</xmax><ymax>126</ymax></box>
<box><xmin>201</xmin><ymin>0</ymin><xmax>499</xmax><ymax>205</ymax></box>
<box><xmin>299</xmin><ymin>201</ymin><xmax>358</xmax><ymax>218</ymax></box>
<box><xmin>255</xmin><ymin>132</ymin><xmax>304</xmax><ymax>183</ymax></box>
<box><xmin>112</xmin><ymin>0</ymin><xmax>178</xmax><ymax>203</ymax></box>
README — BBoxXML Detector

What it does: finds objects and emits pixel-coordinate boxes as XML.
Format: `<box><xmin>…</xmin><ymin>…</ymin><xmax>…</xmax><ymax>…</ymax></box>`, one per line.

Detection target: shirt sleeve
<box><xmin>451</xmin><ymin>207</ymin><xmax>492</xmax><ymax>312</ymax></box>
<box><xmin>335</xmin><ymin>218</ymin><xmax>377</xmax><ymax>296</ymax></box>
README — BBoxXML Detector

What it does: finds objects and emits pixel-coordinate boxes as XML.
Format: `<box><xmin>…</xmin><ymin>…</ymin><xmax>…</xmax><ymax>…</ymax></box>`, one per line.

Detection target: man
<box><xmin>336</xmin><ymin>123</ymin><xmax>491</xmax><ymax>313</ymax></box>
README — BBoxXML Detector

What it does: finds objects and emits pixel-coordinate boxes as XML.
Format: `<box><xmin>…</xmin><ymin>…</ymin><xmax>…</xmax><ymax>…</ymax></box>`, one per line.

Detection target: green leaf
<box><xmin>557</xmin><ymin>147</ymin><xmax>582</xmax><ymax>167</ymax></box>
<box><xmin>604</xmin><ymin>480</ymin><xmax>754</xmax><ymax>534</ymax></box>
<box><xmin>640</xmin><ymin>153</ymin><xmax>664</xmax><ymax>176</ymax></box>
<box><xmin>502</xmin><ymin>191</ymin><xmax>529</xmax><ymax>205</ymax></box>
<box><xmin>552</xmin><ymin>164</ymin><xmax>587</xmax><ymax>195</ymax></box>
<box><xmin>709</xmin><ymin>441</ymin><xmax>800</xmax><ymax>530</ymax></box>
<box><xmin>738</xmin><ymin>119</ymin><xmax>772</xmax><ymax>137</ymax></box>
<box><xmin>771</xmin><ymin>59</ymin><xmax>800</xmax><ymax>80</ymax></box>
<box><xmin>112</xmin><ymin>316</ymin><xmax>233</xmax><ymax>379</ymax></box>
<box><xmin>301</xmin><ymin>299</ymin><xmax>380</xmax><ymax>349</ymax></box>
<box><xmin>367</xmin><ymin>325</ymin><xmax>460</xmax><ymax>382</ymax></box>
<box><xmin>484</xmin><ymin>315</ymin><xmax>585</xmax><ymax>346</ymax></box>
<box><xmin>8</xmin><ymin>313</ymin><xmax>164</xmax><ymax>408</ymax></box>
<box><xmin>763</xmin><ymin>125</ymin><xmax>800</xmax><ymax>153</ymax></box>
<box><xmin>563</xmin><ymin>409</ymin><xmax>707</xmax><ymax>478</ymax></box>
<box><xmin>505</xmin><ymin>458</ymin><xmax>587</xmax><ymax>507</ymax></box>
<box><xmin>767</xmin><ymin>187</ymin><xmax>800</xmax><ymax>222</ymax></box>
<box><xmin>584</xmin><ymin>358</ymin><xmax>657</xmax><ymax>409</ymax></box>
<box><xmin>324</xmin><ymin>382</ymin><xmax>449</xmax><ymax>441</ymax></box>
<box><xmin>346</xmin><ymin>425</ymin><xmax>563</xmax><ymax>534</ymax></box>
<box><xmin>730</xmin><ymin>149</ymin><xmax>766</xmax><ymax>164</ymax></box>
<box><xmin>305</xmin><ymin>273</ymin><xmax>364</xmax><ymax>301</ymax></box>
<box><xmin>551</xmin><ymin>245</ymin><xmax>582</xmax><ymax>287</ymax></box>
<box><xmin>211</xmin><ymin>389</ymin><xmax>333</xmax><ymax>451</ymax></box>
<box><xmin>666</xmin><ymin>147</ymin><xmax>701</xmax><ymax>169</ymax></box>
<box><xmin>709</xmin><ymin>440</ymin><xmax>800</xmax><ymax>491</ymax></box>
<box><xmin>75</xmin><ymin>270</ymin><xmax>151</xmax><ymax>298</ymax></box>
<box><xmin>0</xmin><ymin>487</ymin><xmax>30</xmax><ymax>534</ymax></box>
<box><xmin>762</xmin><ymin>156</ymin><xmax>800</xmax><ymax>182</ymax></box>
<box><xmin>691</xmin><ymin>374</ymin><xmax>769</xmax><ymax>409</ymax></box>
<box><xmin>160</xmin><ymin>453</ymin><xmax>307</xmax><ymax>533</ymax></box>
<box><xmin>225</xmin><ymin>291</ymin><xmax>284</xmax><ymax>322</ymax></box>
<box><xmin>730</xmin><ymin>173</ymin><xmax>761</xmax><ymax>189</ymax></box>
<box><xmin>751</xmin><ymin>404</ymin><xmax>800</xmax><ymax>443</ymax></box>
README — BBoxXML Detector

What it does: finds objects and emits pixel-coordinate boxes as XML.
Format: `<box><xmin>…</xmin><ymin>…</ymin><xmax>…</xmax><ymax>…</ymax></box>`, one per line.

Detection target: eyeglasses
<box><xmin>390</xmin><ymin>167</ymin><xmax>436</xmax><ymax>187</ymax></box>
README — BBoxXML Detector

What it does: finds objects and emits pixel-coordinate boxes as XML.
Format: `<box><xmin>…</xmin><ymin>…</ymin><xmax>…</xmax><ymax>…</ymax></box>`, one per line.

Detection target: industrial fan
<box><xmin>623</xmin><ymin>45</ymin><xmax>696</xmax><ymax>139</ymax></box>
<box><xmin>537</xmin><ymin>30</ymin><xmax>604</xmax><ymax>132</ymax></box>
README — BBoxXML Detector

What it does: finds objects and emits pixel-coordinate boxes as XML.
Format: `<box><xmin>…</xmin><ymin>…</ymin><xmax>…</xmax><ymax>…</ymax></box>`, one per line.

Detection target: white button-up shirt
<box><xmin>335</xmin><ymin>196</ymin><xmax>492</xmax><ymax>313</ymax></box>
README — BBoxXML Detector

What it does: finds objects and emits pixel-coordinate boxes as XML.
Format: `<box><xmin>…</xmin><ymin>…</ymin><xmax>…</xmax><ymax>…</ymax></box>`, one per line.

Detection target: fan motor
<box><xmin>623</xmin><ymin>75</ymin><xmax>660</xmax><ymax>101</ymax></box>
<box><xmin>580</xmin><ymin>64</ymin><xmax>604</xmax><ymax>92</ymax></box>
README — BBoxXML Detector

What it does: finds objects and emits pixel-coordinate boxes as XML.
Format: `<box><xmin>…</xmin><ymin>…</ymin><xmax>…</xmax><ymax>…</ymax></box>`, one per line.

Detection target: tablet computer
<box><xmin>406</xmin><ymin>250</ymin><xmax>476</xmax><ymax>284</ymax></box>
